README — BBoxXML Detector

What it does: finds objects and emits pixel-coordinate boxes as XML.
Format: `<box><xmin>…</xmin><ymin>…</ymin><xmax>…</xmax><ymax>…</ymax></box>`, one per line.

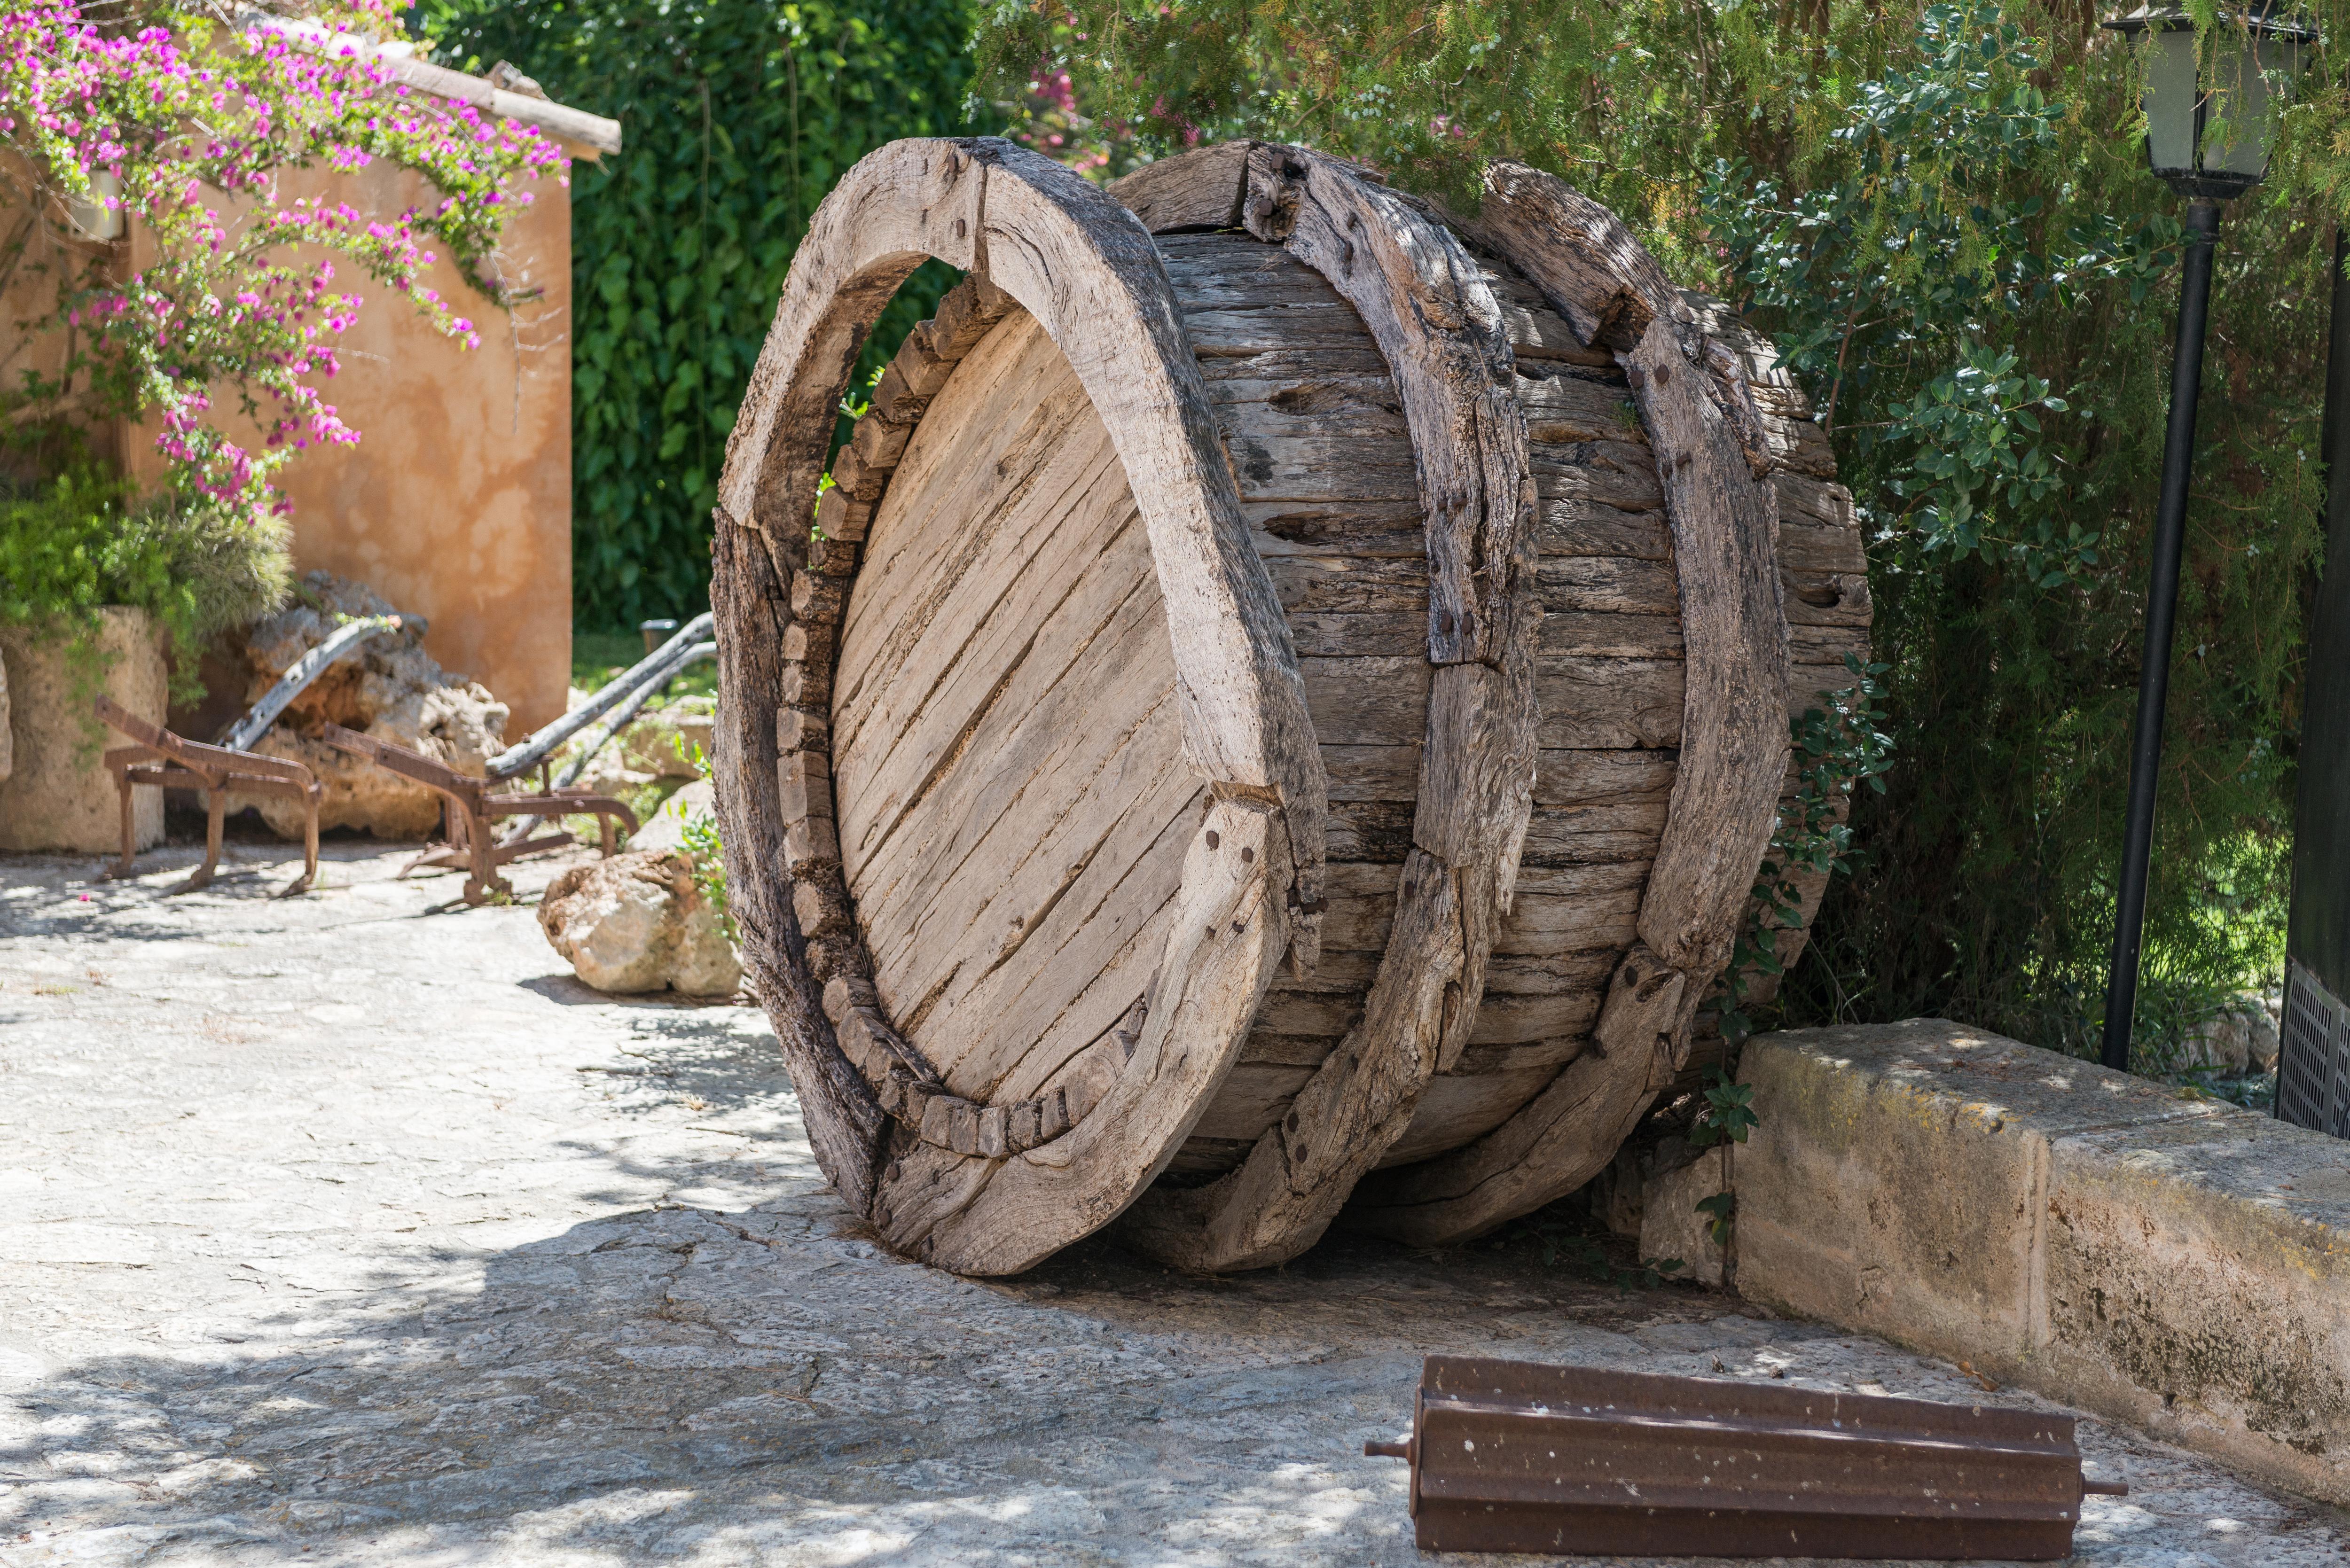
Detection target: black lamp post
<box><xmin>2096</xmin><ymin>6</ymin><xmax>2311</xmax><ymax>1074</ymax></box>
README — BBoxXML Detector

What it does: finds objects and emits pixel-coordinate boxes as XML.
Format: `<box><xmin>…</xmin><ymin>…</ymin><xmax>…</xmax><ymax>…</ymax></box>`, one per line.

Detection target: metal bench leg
<box><xmin>461</xmin><ymin>803</ymin><xmax>508</xmax><ymax>905</ymax></box>
<box><xmin>286</xmin><ymin>795</ymin><xmax>319</xmax><ymax>895</ymax></box>
<box><xmin>115</xmin><ymin>776</ymin><xmax>138</xmax><ymax>880</ymax></box>
<box><xmin>187</xmin><ymin>789</ymin><xmax>224</xmax><ymax>891</ymax></box>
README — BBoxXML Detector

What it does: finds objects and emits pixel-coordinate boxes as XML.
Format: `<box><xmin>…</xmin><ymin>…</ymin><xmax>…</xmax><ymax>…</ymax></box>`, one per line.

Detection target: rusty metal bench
<box><xmin>94</xmin><ymin>695</ymin><xmax>321</xmax><ymax>893</ymax></box>
<box><xmin>320</xmin><ymin>723</ymin><xmax>637</xmax><ymax>905</ymax></box>
<box><xmin>313</xmin><ymin>615</ymin><xmax>712</xmax><ymax>904</ymax></box>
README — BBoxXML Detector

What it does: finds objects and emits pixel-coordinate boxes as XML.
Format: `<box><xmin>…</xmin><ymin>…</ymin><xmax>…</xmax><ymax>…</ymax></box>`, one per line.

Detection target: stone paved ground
<box><xmin>2</xmin><ymin>839</ymin><xmax>2346</xmax><ymax>1568</ymax></box>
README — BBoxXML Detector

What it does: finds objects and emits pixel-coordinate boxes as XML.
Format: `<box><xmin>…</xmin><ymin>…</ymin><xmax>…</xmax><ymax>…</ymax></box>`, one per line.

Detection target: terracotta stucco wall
<box><xmin>0</xmin><ymin>161</ymin><xmax>110</xmax><ymax>489</ymax></box>
<box><xmin>119</xmin><ymin>153</ymin><xmax>579</xmax><ymax>733</ymax></box>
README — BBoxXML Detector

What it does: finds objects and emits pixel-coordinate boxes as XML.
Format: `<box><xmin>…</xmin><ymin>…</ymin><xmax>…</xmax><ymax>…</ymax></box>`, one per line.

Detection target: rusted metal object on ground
<box><xmin>313</xmin><ymin>615</ymin><xmax>715</xmax><ymax>902</ymax></box>
<box><xmin>1363</xmin><ymin>1356</ymin><xmax>2128</xmax><ymax>1559</ymax></box>
<box><xmin>321</xmin><ymin>723</ymin><xmax>636</xmax><ymax>905</ymax></box>
<box><xmin>95</xmin><ymin>695</ymin><xmax>321</xmax><ymax>894</ymax></box>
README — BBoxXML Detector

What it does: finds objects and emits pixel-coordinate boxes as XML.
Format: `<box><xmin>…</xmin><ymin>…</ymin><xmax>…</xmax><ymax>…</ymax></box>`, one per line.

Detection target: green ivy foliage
<box><xmin>978</xmin><ymin>0</ymin><xmax>2328</xmax><ymax>1062</ymax></box>
<box><xmin>412</xmin><ymin>0</ymin><xmax>972</xmax><ymax>631</ymax></box>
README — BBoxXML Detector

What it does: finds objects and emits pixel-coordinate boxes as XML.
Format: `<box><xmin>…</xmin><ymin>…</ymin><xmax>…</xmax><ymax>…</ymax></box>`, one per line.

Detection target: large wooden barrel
<box><xmin>710</xmin><ymin>139</ymin><xmax>1869</xmax><ymax>1275</ymax></box>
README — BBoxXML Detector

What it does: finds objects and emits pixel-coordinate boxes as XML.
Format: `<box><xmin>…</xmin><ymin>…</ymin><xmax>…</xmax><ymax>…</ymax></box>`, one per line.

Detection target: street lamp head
<box><xmin>2104</xmin><ymin>5</ymin><xmax>2313</xmax><ymax>201</ymax></box>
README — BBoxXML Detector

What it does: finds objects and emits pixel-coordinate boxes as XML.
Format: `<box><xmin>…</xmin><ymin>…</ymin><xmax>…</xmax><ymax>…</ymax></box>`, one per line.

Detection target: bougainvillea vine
<box><xmin>0</xmin><ymin>0</ymin><xmax>562</xmax><ymax>526</ymax></box>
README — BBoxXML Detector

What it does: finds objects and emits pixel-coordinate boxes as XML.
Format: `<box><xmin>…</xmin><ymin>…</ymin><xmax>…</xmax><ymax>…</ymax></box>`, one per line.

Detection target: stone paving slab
<box><xmin>2</xmin><ymin>841</ymin><xmax>2346</xmax><ymax>1566</ymax></box>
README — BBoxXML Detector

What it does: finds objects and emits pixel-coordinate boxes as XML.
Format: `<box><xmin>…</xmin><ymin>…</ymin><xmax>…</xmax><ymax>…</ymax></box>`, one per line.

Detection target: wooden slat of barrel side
<box><xmin>1379</xmin><ymin>1063</ymin><xmax>1572</xmax><ymax>1166</ymax></box>
<box><xmin>831</xmin><ymin>311</ymin><xmax>1209</xmax><ymax>1113</ymax></box>
<box><xmin>1202</xmin><ymin>248</ymin><xmax>1799</xmax><ymax>1180</ymax></box>
<box><xmin>1157</xmin><ymin>233</ymin><xmax>1426</xmax><ymax>1182</ymax></box>
<box><xmin>1159</xmin><ymin>245</ymin><xmax>1688</xmax><ymax>1183</ymax></box>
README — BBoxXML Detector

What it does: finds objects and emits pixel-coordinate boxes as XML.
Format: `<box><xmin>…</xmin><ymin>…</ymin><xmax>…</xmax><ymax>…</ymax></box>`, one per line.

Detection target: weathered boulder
<box><xmin>626</xmin><ymin>778</ymin><xmax>714</xmax><ymax>857</ymax></box>
<box><xmin>0</xmin><ymin>608</ymin><xmax>167</xmax><ymax>854</ymax></box>
<box><xmin>538</xmin><ymin>849</ymin><xmax>740</xmax><ymax>997</ymax></box>
<box><xmin>2179</xmin><ymin>992</ymin><xmax>2283</xmax><ymax>1075</ymax></box>
<box><xmin>236</xmin><ymin>572</ymin><xmax>508</xmax><ymax>838</ymax></box>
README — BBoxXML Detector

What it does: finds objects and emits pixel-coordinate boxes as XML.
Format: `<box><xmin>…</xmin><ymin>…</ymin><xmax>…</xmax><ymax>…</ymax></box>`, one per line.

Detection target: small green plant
<box><xmin>1686</xmin><ymin>1067</ymin><xmax>1758</xmax><ymax>1150</ymax></box>
<box><xmin>812</xmin><ymin>365</ymin><xmax>889</xmax><ymax>543</ymax></box>
<box><xmin>1720</xmin><ymin>655</ymin><xmax>1896</xmax><ymax>1044</ymax></box>
<box><xmin>1685</xmin><ymin>1065</ymin><xmax>1756</xmax><ymax>1255</ymax></box>
<box><xmin>0</xmin><ymin>468</ymin><xmax>290</xmax><ymax>710</ymax></box>
<box><xmin>673</xmin><ymin>735</ymin><xmax>735</xmax><ymax>942</ymax></box>
<box><xmin>1694</xmin><ymin>1191</ymin><xmax>1737</xmax><ymax>1248</ymax></box>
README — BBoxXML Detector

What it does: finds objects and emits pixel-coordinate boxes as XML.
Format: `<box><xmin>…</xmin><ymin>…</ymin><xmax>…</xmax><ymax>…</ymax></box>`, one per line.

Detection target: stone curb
<box><xmin>1644</xmin><ymin>1017</ymin><xmax>2350</xmax><ymax>1503</ymax></box>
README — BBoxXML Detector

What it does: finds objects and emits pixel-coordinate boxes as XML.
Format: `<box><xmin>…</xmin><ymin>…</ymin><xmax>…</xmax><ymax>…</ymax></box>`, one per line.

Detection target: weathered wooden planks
<box><xmin>1348</xmin><ymin>163</ymin><xmax>1819</xmax><ymax>1246</ymax></box>
<box><xmin>1111</xmin><ymin>201</ymin><xmax>1697</xmax><ymax>1207</ymax></box>
<box><xmin>1108</xmin><ymin>147</ymin><xmax>1541</xmax><ymax>1272</ymax></box>
<box><xmin>835</xmin><ymin>312</ymin><xmax>1205</xmax><ymax>1119</ymax></box>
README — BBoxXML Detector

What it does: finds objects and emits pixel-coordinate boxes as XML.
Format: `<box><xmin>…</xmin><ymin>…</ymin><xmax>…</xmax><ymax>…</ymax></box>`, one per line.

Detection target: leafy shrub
<box><xmin>2</xmin><ymin>0</ymin><xmax>560</xmax><ymax>530</ymax></box>
<box><xmin>0</xmin><ymin>468</ymin><xmax>290</xmax><ymax>703</ymax></box>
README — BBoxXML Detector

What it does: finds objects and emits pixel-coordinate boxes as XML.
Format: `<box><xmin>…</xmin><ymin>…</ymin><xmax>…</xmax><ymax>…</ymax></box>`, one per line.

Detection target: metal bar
<box><xmin>493</xmin><ymin>642</ymin><xmax>713</xmax><ymax>847</ymax></box>
<box><xmin>483</xmin><ymin>613</ymin><xmax>713</xmax><ymax>780</ymax></box>
<box><xmin>1365</xmin><ymin>1356</ymin><xmax>2123</xmax><ymax>1559</ymax></box>
<box><xmin>220</xmin><ymin>614</ymin><xmax>400</xmax><ymax>753</ymax></box>
<box><xmin>2102</xmin><ymin>197</ymin><xmax>2222</xmax><ymax>1073</ymax></box>
<box><xmin>320</xmin><ymin>722</ymin><xmax>482</xmax><ymax>803</ymax></box>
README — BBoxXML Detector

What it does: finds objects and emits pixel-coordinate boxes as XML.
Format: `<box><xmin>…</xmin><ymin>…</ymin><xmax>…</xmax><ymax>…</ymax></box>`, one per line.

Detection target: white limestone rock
<box><xmin>236</xmin><ymin>571</ymin><xmax>509</xmax><ymax>838</ymax></box>
<box><xmin>538</xmin><ymin>848</ymin><xmax>740</xmax><ymax>997</ymax></box>
<box><xmin>627</xmin><ymin>778</ymin><xmax>714</xmax><ymax>857</ymax></box>
<box><xmin>2179</xmin><ymin>992</ymin><xmax>2283</xmax><ymax>1075</ymax></box>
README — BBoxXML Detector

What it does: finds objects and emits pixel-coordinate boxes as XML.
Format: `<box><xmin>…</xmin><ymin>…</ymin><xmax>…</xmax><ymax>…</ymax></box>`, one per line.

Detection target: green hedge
<box><xmin>413</xmin><ymin>0</ymin><xmax>971</xmax><ymax>630</ymax></box>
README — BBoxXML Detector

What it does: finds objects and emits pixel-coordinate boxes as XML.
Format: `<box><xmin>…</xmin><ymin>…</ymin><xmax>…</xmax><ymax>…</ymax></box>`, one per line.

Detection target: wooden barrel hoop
<box><xmin>1109</xmin><ymin>144</ymin><xmax>1541</xmax><ymax>1270</ymax></box>
<box><xmin>1343</xmin><ymin>164</ymin><xmax>1796</xmax><ymax>1243</ymax></box>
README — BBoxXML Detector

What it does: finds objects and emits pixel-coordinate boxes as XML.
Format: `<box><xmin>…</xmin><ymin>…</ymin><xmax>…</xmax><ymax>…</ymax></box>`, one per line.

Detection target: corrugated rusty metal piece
<box><xmin>1363</xmin><ymin>1356</ymin><xmax>2129</xmax><ymax>1559</ymax></box>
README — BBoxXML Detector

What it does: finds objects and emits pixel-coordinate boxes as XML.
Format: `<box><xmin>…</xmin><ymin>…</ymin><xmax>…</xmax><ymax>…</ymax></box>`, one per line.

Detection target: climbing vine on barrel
<box><xmin>1719</xmin><ymin>655</ymin><xmax>1896</xmax><ymax>1046</ymax></box>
